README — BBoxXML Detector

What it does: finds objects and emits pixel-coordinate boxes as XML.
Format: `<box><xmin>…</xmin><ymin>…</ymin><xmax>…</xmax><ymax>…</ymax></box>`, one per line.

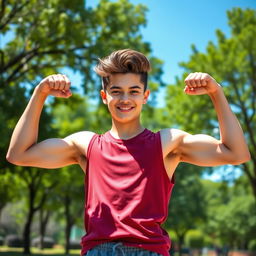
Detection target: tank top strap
<box><xmin>86</xmin><ymin>133</ymin><xmax>99</xmax><ymax>159</ymax></box>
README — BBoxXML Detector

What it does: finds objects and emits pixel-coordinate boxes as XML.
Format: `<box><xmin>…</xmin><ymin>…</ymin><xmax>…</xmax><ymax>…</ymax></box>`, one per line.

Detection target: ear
<box><xmin>143</xmin><ymin>89</ymin><xmax>150</xmax><ymax>104</ymax></box>
<box><xmin>100</xmin><ymin>90</ymin><xmax>107</xmax><ymax>104</ymax></box>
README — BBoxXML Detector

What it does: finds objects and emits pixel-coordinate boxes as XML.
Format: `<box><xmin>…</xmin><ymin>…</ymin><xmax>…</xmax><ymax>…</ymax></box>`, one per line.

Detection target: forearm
<box><xmin>209</xmin><ymin>86</ymin><xmax>250</xmax><ymax>160</ymax></box>
<box><xmin>7</xmin><ymin>86</ymin><xmax>47</xmax><ymax>160</ymax></box>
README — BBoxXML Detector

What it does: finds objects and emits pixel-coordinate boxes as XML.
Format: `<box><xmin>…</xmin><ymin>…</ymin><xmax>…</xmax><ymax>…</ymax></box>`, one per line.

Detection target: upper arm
<box><xmin>161</xmin><ymin>128</ymin><xmax>238</xmax><ymax>167</ymax></box>
<box><xmin>179</xmin><ymin>133</ymin><xmax>235</xmax><ymax>166</ymax></box>
<box><xmin>8</xmin><ymin>131</ymin><xmax>95</xmax><ymax>169</ymax></box>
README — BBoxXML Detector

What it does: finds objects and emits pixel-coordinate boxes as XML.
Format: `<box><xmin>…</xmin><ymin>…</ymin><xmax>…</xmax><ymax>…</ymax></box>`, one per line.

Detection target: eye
<box><xmin>111</xmin><ymin>90</ymin><xmax>120</xmax><ymax>94</ymax></box>
<box><xmin>131</xmin><ymin>90</ymin><xmax>139</xmax><ymax>94</ymax></box>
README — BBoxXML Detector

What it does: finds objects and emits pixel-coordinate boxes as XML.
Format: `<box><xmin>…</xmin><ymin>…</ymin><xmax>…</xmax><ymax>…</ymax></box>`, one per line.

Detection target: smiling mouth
<box><xmin>117</xmin><ymin>106</ymin><xmax>134</xmax><ymax>112</ymax></box>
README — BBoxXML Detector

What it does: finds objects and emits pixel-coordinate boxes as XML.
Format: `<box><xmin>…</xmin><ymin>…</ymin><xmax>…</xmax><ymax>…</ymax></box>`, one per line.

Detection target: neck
<box><xmin>110</xmin><ymin>119</ymin><xmax>144</xmax><ymax>140</ymax></box>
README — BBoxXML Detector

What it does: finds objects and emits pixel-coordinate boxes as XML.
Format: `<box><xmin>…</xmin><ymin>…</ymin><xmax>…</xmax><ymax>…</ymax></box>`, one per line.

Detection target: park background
<box><xmin>0</xmin><ymin>0</ymin><xmax>256</xmax><ymax>255</ymax></box>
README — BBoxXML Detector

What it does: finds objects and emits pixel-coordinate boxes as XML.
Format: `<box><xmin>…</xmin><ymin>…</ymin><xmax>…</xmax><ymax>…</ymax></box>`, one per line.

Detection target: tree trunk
<box><xmin>39</xmin><ymin>209</ymin><xmax>44</xmax><ymax>250</ymax></box>
<box><xmin>39</xmin><ymin>209</ymin><xmax>51</xmax><ymax>250</ymax></box>
<box><xmin>23</xmin><ymin>209</ymin><xmax>35</xmax><ymax>254</ymax></box>
<box><xmin>64</xmin><ymin>195</ymin><xmax>73</xmax><ymax>255</ymax></box>
<box><xmin>65</xmin><ymin>221</ymin><xmax>73</xmax><ymax>255</ymax></box>
<box><xmin>250</xmin><ymin>176</ymin><xmax>256</xmax><ymax>201</ymax></box>
<box><xmin>176</xmin><ymin>232</ymin><xmax>186</xmax><ymax>256</ymax></box>
<box><xmin>0</xmin><ymin>207</ymin><xmax>3</xmax><ymax>223</ymax></box>
<box><xmin>242</xmin><ymin>164</ymin><xmax>256</xmax><ymax>202</ymax></box>
<box><xmin>23</xmin><ymin>177</ymin><xmax>37</xmax><ymax>255</ymax></box>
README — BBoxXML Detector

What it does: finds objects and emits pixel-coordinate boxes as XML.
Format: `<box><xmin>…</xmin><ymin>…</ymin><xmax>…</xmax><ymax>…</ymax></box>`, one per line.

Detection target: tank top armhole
<box><xmin>86</xmin><ymin>134</ymin><xmax>98</xmax><ymax>159</ymax></box>
<box><xmin>170</xmin><ymin>173</ymin><xmax>175</xmax><ymax>184</ymax></box>
<box><xmin>156</xmin><ymin>131</ymin><xmax>175</xmax><ymax>185</ymax></box>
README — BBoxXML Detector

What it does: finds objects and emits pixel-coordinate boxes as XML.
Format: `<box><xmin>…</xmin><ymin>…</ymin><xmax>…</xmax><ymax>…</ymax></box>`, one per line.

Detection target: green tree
<box><xmin>201</xmin><ymin>175</ymin><xmax>256</xmax><ymax>250</ymax></box>
<box><xmin>164</xmin><ymin>163</ymin><xmax>207</xmax><ymax>256</ymax></box>
<box><xmin>51</xmin><ymin>95</ymin><xmax>90</xmax><ymax>254</ymax></box>
<box><xmin>0</xmin><ymin>171</ymin><xmax>19</xmax><ymax>221</ymax></box>
<box><xmin>1</xmin><ymin>0</ymin><xmax>165</xmax><ymax>254</ymax></box>
<box><xmin>165</xmin><ymin>8</ymin><xmax>256</xmax><ymax>199</ymax></box>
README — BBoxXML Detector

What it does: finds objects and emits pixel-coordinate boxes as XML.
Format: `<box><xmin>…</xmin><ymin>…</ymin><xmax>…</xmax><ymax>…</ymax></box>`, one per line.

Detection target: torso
<box><xmin>76</xmin><ymin>129</ymin><xmax>181</xmax><ymax>180</ymax></box>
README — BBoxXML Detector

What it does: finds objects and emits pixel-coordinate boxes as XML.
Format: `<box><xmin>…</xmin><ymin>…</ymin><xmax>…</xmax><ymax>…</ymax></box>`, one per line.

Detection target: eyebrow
<box><xmin>109</xmin><ymin>85</ymin><xmax>142</xmax><ymax>90</ymax></box>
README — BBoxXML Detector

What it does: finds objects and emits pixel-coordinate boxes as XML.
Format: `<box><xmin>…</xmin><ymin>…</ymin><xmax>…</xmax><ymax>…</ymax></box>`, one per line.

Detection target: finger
<box><xmin>184</xmin><ymin>86</ymin><xmax>207</xmax><ymax>95</ymax></box>
<box><xmin>62</xmin><ymin>75</ymin><xmax>71</xmax><ymax>91</ymax></box>
<box><xmin>58</xmin><ymin>74</ymin><xmax>65</xmax><ymax>90</ymax></box>
<box><xmin>201</xmin><ymin>73</ymin><xmax>209</xmax><ymax>86</ymax></box>
<box><xmin>52</xmin><ymin>75</ymin><xmax>60</xmax><ymax>89</ymax></box>
<box><xmin>184</xmin><ymin>85</ymin><xmax>195</xmax><ymax>93</ymax></box>
<box><xmin>48</xmin><ymin>76</ymin><xmax>55</xmax><ymax>89</ymax></box>
<box><xmin>194</xmin><ymin>72</ymin><xmax>202</xmax><ymax>87</ymax></box>
<box><xmin>189</xmin><ymin>73</ymin><xmax>197</xmax><ymax>88</ymax></box>
<box><xmin>184</xmin><ymin>73</ymin><xmax>193</xmax><ymax>88</ymax></box>
<box><xmin>59</xmin><ymin>89</ymin><xmax>72</xmax><ymax>98</ymax></box>
<box><xmin>201</xmin><ymin>79</ymin><xmax>207</xmax><ymax>86</ymax></box>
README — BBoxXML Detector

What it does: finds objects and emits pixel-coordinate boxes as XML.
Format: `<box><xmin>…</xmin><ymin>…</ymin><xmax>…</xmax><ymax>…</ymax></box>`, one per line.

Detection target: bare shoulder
<box><xmin>159</xmin><ymin>128</ymin><xmax>187</xmax><ymax>158</ymax></box>
<box><xmin>64</xmin><ymin>131</ymin><xmax>96</xmax><ymax>157</ymax></box>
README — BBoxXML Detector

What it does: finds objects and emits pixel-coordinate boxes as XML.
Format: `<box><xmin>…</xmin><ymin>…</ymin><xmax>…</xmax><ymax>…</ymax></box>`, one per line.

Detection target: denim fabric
<box><xmin>84</xmin><ymin>242</ymin><xmax>162</xmax><ymax>256</ymax></box>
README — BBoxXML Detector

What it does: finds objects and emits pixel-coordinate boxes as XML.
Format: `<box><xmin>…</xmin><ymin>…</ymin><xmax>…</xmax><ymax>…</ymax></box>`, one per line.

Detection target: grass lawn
<box><xmin>0</xmin><ymin>246</ymin><xmax>80</xmax><ymax>255</ymax></box>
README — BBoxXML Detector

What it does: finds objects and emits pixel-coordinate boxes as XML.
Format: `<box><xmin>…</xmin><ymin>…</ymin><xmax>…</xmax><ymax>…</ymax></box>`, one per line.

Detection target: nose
<box><xmin>120</xmin><ymin>93</ymin><xmax>129</xmax><ymax>102</ymax></box>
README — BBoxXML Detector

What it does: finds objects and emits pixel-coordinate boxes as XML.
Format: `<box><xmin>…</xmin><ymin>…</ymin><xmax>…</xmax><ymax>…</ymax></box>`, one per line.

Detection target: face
<box><xmin>100</xmin><ymin>73</ymin><xmax>150</xmax><ymax>124</ymax></box>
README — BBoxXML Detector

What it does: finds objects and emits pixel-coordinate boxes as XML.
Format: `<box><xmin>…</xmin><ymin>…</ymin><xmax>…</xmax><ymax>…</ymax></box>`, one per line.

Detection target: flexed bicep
<box><xmin>179</xmin><ymin>133</ymin><xmax>238</xmax><ymax>166</ymax></box>
<box><xmin>8</xmin><ymin>137</ymin><xmax>80</xmax><ymax>168</ymax></box>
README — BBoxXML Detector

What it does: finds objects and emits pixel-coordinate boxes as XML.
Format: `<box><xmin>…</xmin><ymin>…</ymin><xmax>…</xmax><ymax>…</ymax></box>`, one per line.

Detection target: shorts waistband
<box><xmin>94</xmin><ymin>241</ymin><xmax>147</xmax><ymax>253</ymax></box>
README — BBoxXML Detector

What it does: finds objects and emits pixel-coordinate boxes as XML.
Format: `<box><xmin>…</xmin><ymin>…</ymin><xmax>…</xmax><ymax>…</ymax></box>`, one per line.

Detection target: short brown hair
<box><xmin>94</xmin><ymin>49</ymin><xmax>151</xmax><ymax>91</ymax></box>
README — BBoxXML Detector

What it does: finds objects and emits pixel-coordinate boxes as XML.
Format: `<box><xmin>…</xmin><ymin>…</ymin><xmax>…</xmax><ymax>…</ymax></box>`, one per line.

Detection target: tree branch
<box><xmin>34</xmin><ymin>180</ymin><xmax>58</xmax><ymax>212</ymax></box>
<box><xmin>8</xmin><ymin>63</ymin><xmax>60</xmax><ymax>84</ymax></box>
<box><xmin>0</xmin><ymin>0</ymin><xmax>7</xmax><ymax>22</ymax></box>
<box><xmin>37</xmin><ymin>45</ymin><xmax>89</xmax><ymax>56</ymax></box>
<box><xmin>1</xmin><ymin>34</ymin><xmax>67</xmax><ymax>73</ymax></box>
<box><xmin>6</xmin><ymin>50</ymin><xmax>38</xmax><ymax>83</ymax></box>
<box><xmin>0</xmin><ymin>0</ymin><xmax>30</xmax><ymax>30</ymax></box>
<box><xmin>248</xmin><ymin>52</ymin><xmax>256</xmax><ymax>122</ymax></box>
<box><xmin>5</xmin><ymin>45</ymin><xmax>89</xmax><ymax>84</ymax></box>
<box><xmin>1</xmin><ymin>46</ymin><xmax>40</xmax><ymax>73</ymax></box>
<box><xmin>242</xmin><ymin>162</ymin><xmax>253</xmax><ymax>181</ymax></box>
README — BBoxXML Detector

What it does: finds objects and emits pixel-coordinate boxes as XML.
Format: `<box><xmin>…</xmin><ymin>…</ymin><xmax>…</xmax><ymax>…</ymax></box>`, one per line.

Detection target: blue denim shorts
<box><xmin>84</xmin><ymin>241</ymin><xmax>162</xmax><ymax>256</ymax></box>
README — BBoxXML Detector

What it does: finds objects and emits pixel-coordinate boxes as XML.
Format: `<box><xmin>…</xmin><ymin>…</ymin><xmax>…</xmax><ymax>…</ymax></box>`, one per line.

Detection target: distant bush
<box><xmin>5</xmin><ymin>235</ymin><xmax>23</xmax><ymax>247</ymax></box>
<box><xmin>249</xmin><ymin>239</ymin><xmax>256</xmax><ymax>252</ymax></box>
<box><xmin>32</xmin><ymin>237</ymin><xmax>55</xmax><ymax>248</ymax></box>
<box><xmin>185</xmin><ymin>230</ymin><xmax>204</xmax><ymax>248</ymax></box>
<box><xmin>68</xmin><ymin>240</ymin><xmax>81</xmax><ymax>249</ymax></box>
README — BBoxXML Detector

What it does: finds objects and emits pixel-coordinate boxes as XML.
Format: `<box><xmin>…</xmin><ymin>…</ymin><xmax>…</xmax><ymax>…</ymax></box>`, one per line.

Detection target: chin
<box><xmin>113</xmin><ymin>115</ymin><xmax>139</xmax><ymax>124</ymax></box>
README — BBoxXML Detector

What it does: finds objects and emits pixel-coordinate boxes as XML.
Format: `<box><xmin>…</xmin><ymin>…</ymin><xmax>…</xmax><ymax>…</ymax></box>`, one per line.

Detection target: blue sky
<box><xmin>87</xmin><ymin>0</ymin><xmax>256</xmax><ymax>85</ymax></box>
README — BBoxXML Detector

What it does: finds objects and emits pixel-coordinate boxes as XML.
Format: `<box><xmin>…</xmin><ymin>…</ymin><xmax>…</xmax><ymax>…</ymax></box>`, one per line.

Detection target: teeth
<box><xmin>119</xmin><ymin>107</ymin><xmax>132</xmax><ymax>110</ymax></box>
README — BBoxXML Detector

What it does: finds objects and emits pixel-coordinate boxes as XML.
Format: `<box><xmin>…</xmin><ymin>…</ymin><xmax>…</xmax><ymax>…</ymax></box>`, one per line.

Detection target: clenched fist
<box><xmin>184</xmin><ymin>72</ymin><xmax>221</xmax><ymax>95</ymax></box>
<box><xmin>37</xmin><ymin>74</ymin><xmax>72</xmax><ymax>98</ymax></box>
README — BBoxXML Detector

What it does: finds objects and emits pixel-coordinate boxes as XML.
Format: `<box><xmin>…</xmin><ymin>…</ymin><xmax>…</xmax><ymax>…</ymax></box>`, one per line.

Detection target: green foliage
<box><xmin>1</xmin><ymin>1</ymin><xmax>166</xmax><ymax>253</ymax></box>
<box><xmin>2</xmin><ymin>1</ymin><xmax>255</xmax><ymax>254</ymax></box>
<box><xmin>0</xmin><ymin>171</ymin><xmax>19</xmax><ymax>213</ymax></box>
<box><xmin>185</xmin><ymin>230</ymin><xmax>205</xmax><ymax>249</ymax></box>
<box><xmin>164</xmin><ymin>8</ymin><xmax>256</xmax><ymax>198</ymax></box>
<box><xmin>249</xmin><ymin>240</ymin><xmax>256</xmax><ymax>252</ymax></box>
<box><xmin>174</xmin><ymin>8</ymin><xmax>256</xmax><ymax>248</ymax></box>
<box><xmin>212</xmin><ymin>195</ymin><xmax>256</xmax><ymax>247</ymax></box>
<box><xmin>164</xmin><ymin>163</ymin><xmax>207</xmax><ymax>249</ymax></box>
<box><xmin>201</xmin><ymin>177</ymin><xmax>256</xmax><ymax>249</ymax></box>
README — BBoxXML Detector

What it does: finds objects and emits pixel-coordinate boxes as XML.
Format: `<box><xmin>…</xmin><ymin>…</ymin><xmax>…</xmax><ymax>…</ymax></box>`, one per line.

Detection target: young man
<box><xmin>6</xmin><ymin>49</ymin><xmax>250</xmax><ymax>256</ymax></box>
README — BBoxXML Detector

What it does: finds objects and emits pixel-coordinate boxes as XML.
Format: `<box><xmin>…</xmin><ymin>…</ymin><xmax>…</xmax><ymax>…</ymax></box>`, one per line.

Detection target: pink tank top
<box><xmin>81</xmin><ymin>129</ymin><xmax>175</xmax><ymax>256</ymax></box>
